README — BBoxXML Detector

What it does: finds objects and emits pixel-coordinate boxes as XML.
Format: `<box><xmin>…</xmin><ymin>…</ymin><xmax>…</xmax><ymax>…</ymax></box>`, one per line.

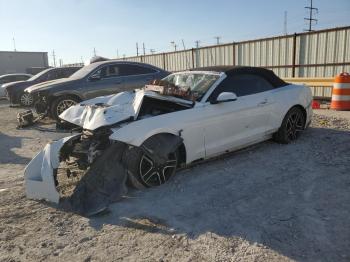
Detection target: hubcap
<box><xmin>286</xmin><ymin>111</ymin><xmax>304</xmax><ymax>140</ymax></box>
<box><xmin>139</xmin><ymin>153</ymin><xmax>177</xmax><ymax>187</ymax></box>
<box><xmin>20</xmin><ymin>93</ymin><xmax>34</xmax><ymax>106</ymax></box>
<box><xmin>56</xmin><ymin>99</ymin><xmax>77</xmax><ymax>116</ymax></box>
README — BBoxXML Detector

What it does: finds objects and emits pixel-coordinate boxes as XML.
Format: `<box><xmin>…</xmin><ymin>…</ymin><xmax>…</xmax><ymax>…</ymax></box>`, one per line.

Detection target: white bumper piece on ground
<box><xmin>24</xmin><ymin>135</ymin><xmax>80</xmax><ymax>203</ymax></box>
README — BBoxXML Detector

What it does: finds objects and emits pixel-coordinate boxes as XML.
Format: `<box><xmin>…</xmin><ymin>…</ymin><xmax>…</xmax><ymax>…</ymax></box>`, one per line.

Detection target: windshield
<box><xmin>27</xmin><ymin>68</ymin><xmax>52</xmax><ymax>81</ymax></box>
<box><xmin>162</xmin><ymin>72</ymin><xmax>220</xmax><ymax>101</ymax></box>
<box><xmin>69</xmin><ymin>63</ymin><xmax>101</xmax><ymax>79</ymax></box>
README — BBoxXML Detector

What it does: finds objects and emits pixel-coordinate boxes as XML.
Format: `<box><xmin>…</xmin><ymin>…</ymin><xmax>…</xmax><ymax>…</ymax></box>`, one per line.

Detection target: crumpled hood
<box><xmin>60</xmin><ymin>91</ymin><xmax>140</xmax><ymax>130</ymax></box>
<box><xmin>59</xmin><ymin>89</ymin><xmax>193</xmax><ymax>131</ymax></box>
<box><xmin>25</xmin><ymin>78</ymin><xmax>76</xmax><ymax>93</ymax></box>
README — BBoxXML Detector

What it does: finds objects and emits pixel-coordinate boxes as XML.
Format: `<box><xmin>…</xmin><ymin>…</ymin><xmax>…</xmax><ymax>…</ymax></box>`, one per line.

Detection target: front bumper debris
<box><xmin>24</xmin><ymin>135</ymin><xmax>80</xmax><ymax>204</ymax></box>
<box><xmin>24</xmin><ymin>134</ymin><xmax>129</xmax><ymax>215</ymax></box>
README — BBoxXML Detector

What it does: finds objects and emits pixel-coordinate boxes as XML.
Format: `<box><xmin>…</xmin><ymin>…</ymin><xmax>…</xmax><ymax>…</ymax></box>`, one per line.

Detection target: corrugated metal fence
<box><xmin>119</xmin><ymin>26</ymin><xmax>350</xmax><ymax>78</ymax></box>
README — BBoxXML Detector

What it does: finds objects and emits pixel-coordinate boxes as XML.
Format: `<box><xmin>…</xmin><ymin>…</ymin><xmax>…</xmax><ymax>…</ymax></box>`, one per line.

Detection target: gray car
<box><xmin>0</xmin><ymin>73</ymin><xmax>32</xmax><ymax>97</ymax></box>
<box><xmin>25</xmin><ymin>61</ymin><xmax>170</xmax><ymax>120</ymax></box>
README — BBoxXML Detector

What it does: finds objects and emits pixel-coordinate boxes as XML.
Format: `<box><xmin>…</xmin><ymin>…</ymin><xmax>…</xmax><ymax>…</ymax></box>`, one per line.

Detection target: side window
<box><xmin>7</xmin><ymin>76</ymin><xmax>16</xmax><ymax>82</ymax></box>
<box><xmin>119</xmin><ymin>64</ymin><xmax>157</xmax><ymax>76</ymax></box>
<box><xmin>209</xmin><ymin>74</ymin><xmax>274</xmax><ymax>100</ymax></box>
<box><xmin>17</xmin><ymin>75</ymin><xmax>29</xmax><ymax>81</ymax></box>
<box><xmin>65</xmin><ymin>68</ymin><xmax>79</xmax><ymax>77</ymax></box>
<box><xmin>90</xmin><ymin>66</ymin><xmax>107</xmax><ymax>79</ymax></box>
<box><xmin>104</xmin><ymin>65</ymin><xmax>120</xmax><ymax>78</ymax></box>
<box><xmin>57</xmin><ymin>69</ymin><xmax>71</xmax><ymax>78</ymax></box>
<box><xmin>46</xmin><ymin>70</ymin><xmax>59</xmax><ymax>80</ymax></box>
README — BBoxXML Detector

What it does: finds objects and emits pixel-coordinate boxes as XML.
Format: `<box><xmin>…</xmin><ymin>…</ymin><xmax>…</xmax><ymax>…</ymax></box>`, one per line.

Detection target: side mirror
<box><xmin>210</xmin><ymin>92</ymin><xmax>237</xmax><ymax>104</ymax></box>
<box><xmin>89</xmin><ymin>73</ymin><xmax>101</xmax><ymax>81</ymax></box>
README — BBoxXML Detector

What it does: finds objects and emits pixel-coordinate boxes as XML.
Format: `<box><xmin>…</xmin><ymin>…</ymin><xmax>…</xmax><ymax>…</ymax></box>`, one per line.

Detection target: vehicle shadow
<box><xmin>0</xmin><ymin>132</ymin><xmax>31</xmax><ymax>164</ymax></box>
<box><xmin>87</xmin><ymin>127</ymin><xmax>350</xmax><ymax>261</ymax></box>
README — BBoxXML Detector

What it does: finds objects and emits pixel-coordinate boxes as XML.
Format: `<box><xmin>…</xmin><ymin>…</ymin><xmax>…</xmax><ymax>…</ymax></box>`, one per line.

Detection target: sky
<box><xmin>0</xmin><ymin>0</ymin><xmax>349</xmax><ymax>65</ymax></box>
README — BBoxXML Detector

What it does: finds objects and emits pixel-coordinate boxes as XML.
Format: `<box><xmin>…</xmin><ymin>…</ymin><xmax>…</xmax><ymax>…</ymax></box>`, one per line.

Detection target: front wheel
<box><xmin>273</xmin><ymin>106</ymin><xmax>306</xmax><ymax>144</ymax></box>
<box><xmin>124</xmin><ymin>147</ymin><xmax>178</xmax><ymax>188</ymax></box>
<box><xmin>20</xmin><ymin>92</ymin><xmax>34</xmax><ymax>106</ymax></box>
<box><xmin>50</xmin><ymin>96</ymin><xmax>80</xmax><ymax>120</ymax></box>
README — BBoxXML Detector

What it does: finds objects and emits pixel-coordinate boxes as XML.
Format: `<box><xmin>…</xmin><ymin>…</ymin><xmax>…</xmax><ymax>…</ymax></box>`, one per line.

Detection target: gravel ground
<box><xmin>0</xmin><ymin>101</ymin><xmax>349</xmax><ymax>262</ymax></box>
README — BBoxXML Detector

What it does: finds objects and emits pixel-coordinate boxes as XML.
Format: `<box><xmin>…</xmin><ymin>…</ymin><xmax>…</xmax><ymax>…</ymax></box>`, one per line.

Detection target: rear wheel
<box><xmin>20</xmin><ymin>92</ymin><xmax>34</xmax><ymax>106</ymax></box>
<box><xmin>273</xmin><ymin>106</ymin><xmax>305</xmax><ymax>144</ymax></box>
<box><xmin>51</xmin><ymin>96</ymin><xmax>80</xmax><ymax>120</ymax></box>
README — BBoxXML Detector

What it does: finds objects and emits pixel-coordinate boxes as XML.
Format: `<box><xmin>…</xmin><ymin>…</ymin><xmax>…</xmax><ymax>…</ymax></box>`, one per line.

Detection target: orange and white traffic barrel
<box><xmin>331</xmin><ymin>72</ymin><xmax>350</xmax><ymax>110</ymax></box>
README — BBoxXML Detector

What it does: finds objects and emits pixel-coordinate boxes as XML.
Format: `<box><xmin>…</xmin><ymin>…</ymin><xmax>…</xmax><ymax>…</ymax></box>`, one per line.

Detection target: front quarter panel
<box><xmin>109</xmin><ymin>105</ymin><xmax>206</xmax><ymax>164</ymax></box>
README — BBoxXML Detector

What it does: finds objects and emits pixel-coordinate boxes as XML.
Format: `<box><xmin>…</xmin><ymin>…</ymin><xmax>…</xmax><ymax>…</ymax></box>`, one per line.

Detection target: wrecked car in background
<box><xmin>25</xmin><ymin>61</ymin><xmax>169</xmax><ymax>120</ymax></box>
<box><xmin>4</xmin><ymin>67</ymin><xmax>81</xmax><ymax>106</ymax></box>
<box><xmin>24</xmin><ymin>66</ymin><xmax>313</xmax><ymax>215</ymax></box>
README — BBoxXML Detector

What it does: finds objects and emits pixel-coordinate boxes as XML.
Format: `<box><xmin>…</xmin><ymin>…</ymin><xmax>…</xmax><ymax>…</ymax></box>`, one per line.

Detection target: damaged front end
<box><xmin>25</xmin><ymin>89</ymin><xmax>190</xmax><ymax>215</ymax></box>
<box><xmin>25</xmin><ymin>129</ymin><xmax>129</xmax><ymax>215</ymax></box>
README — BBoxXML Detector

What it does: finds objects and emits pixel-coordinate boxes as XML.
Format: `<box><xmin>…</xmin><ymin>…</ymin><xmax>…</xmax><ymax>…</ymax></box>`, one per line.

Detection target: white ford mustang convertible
<box><xmin>25</xmin><ymin>66</ymin><xmax>312</xmax><ymax>214</ymax></box>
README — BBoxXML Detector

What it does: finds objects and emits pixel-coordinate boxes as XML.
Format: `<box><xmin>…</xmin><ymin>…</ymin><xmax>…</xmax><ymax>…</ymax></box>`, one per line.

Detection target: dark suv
<box><xmin>4</xmin><ymin>67</ymin><xmax>81</xmax><ymax>106</ymax></box>
<box><xmin>25</xmin><ymin>61</ymin><xmax>169</xmax><ymax>120</ymax></box>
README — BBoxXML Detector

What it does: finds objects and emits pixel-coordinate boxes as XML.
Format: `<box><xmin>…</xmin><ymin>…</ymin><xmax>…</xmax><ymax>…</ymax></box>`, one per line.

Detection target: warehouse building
<box><xmin>0</xmin><ymin>51</ymin><xmax>49</xmax><ymax>75</ymax></box>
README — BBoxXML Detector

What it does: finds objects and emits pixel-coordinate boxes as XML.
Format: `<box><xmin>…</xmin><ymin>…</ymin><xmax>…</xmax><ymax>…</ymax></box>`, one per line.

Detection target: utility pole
<box><xmin>304</xmin><ymin>0</ymin><xmax>318</xmax><ymax>32</ymax></box>
<box><xmin>195</xmin><ymin>40</ymin><xmax>200</xmax><ymax>49</ymax></box>
<box><xmin>194</xmin><ymin>41</ymin><xmax>200</xmax><ymax>68</ymax></box>
<box><xmin>116</xmin><ymin>49</ymin><xmax>119</xmax><ymax>58</ymax></box>
<box><xmin>214</xmin><ymin>36</ymin><xmax>221</xmax><ymax>45</ymax></box>
<box><xmin>52</xmin><ymin>50</ymin><xmax>56</xmax><ymax>67</ymax></box>
<box><xmin>143</xmin><ymin>43</ymin><xmax>146</xmax><ymax>55</ymax></box>
<box><xmin>284</xmin><ymin>11</ymin><xmax>288</xmax><ymax>35</ymax></box>
<box><xmin>181</xmin><ymin>39</ymin><xmax>186</xmax><ymax>50</ymax></box>
<box><xmin>170</xmin><ymin>41</ymin><xmax>177</xmax><ymax>51</ymax></box>
<box><xmin>136</xmin><ymin>43</ymin><xmax>139</xmax><ymax>56</ymax></box>
<box><xmin>93</xmin><ymin>47</ymin><xmax>97</xmax><ymax>57</ymax></box>
<box><xmin>12</xmin><ymin>37</ymin><xmax>16</xmax><ymax>51</ymax></box>
<box><xmin>181</xmin><ymin>39</ymin><xmax>190</xmax><ymax>68</ymax></box>
<box><xmin>59</xmin><ymin>59</ymin><xmax>63</xmax><ymax>67</ymax></box>
<box><xmin>81</xmin><ymin>56</ymin><xmax>84</xmax><ymax>64</ymax></box>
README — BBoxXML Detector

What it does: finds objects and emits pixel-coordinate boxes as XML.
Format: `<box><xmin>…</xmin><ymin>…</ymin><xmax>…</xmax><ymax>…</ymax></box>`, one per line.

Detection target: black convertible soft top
<box><xmin>190</xmin><ymin>66</ymin><xmax>288</xmax><ymax>88</ymax></box>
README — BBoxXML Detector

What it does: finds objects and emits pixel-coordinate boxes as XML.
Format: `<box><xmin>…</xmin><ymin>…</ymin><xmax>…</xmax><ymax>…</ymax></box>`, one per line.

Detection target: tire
<box><xmin>50</xmin><ymin>95</ymin><xmax>80</xmax><ymax>120</ymax></box>
<box><xmin>19</xmin><ymin>92</ymin><xmax>34</xmax><ymax>107</ymax></box>
<box><xmin>123</xmin><ymin>146</ymin><xmax>178</xmax><ymax>189</ymax></box>
<box><xmin>273</xmin><ymin>106</ymin><xmax>306</xmax><ymax>144</ymax></box>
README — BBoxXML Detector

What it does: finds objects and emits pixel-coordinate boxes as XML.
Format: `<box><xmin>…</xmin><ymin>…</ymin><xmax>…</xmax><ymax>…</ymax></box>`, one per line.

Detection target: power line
<box><xmin>150</xmin><ymin>49</ymin><xmax>155</xmax><ymax>54</ymax></box>
<box><xmin>304</xmin><ymin>0</ymin><xmax>318</xmax><ymax>32</ymax></box>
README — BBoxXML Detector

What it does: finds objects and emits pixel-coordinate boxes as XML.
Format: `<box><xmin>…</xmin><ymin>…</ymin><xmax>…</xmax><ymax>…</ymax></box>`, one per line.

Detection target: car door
<box><xmin>202</xmin><ymin>74</ymin><xmax>275</xmax><ymax>157</ymax></box>
<box><xmin>83</xmin><ymin>64</ymin><xmax>125</xmax><ymax>99</ymax></box>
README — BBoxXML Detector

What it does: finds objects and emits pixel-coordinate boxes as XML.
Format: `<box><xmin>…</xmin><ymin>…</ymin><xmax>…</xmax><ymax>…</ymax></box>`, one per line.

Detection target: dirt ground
<box><xmin>0</xmin><ymin>100</ymin><xmax>349</xmax><ymax>262</ymax></box>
